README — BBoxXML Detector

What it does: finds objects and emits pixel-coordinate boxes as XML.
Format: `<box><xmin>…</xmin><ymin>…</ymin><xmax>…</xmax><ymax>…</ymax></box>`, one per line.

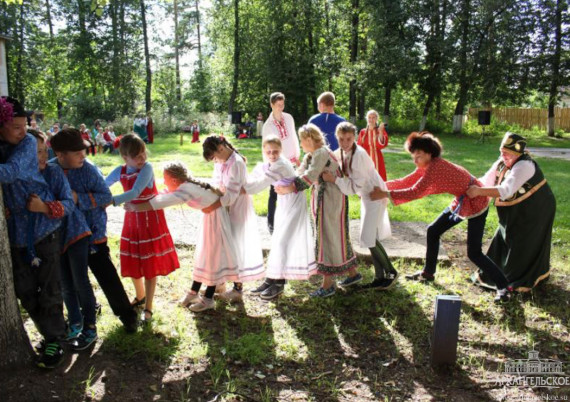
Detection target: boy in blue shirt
<box><xmin>308</xmin><ymin>92</ymin><xmax>346</xmax><ymax>151</ymax></box>
<box><xmin>0</xmin><ymin>97</ymin><xmax>67</xmax><ymax>369</ymax></box>
<box><xmin>50</xmin><ymin>129</ymin><xmax>138</xmax><ymax>334</ymax></box>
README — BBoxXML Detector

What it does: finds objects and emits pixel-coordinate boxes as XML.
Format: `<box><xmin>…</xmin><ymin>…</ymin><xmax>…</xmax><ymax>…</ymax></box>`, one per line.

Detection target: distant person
<box><xmin>261</xmin><ymin>92</ymin><xmax>300</xmax><ymax>234</ymax></box>
<box><xmin>308</xmin><ymin>92</ymin><xmax>345</xmax><ymax>151</ymax></box>
<box><xmin>358</xmin><ymin>110</ymin><xmax>389</xmax><ymax>181</ymax></box>
<box><xmin>133</xmin><ymin>115</ymin><xmax>148</xmax><ymax>142</ymax></box>
<box><xmin>256</xmin><ymin>112</ymin><xmax>264</xmax><ymax>138</ymax></box>
<box><xmin>191</xmin><ymin>120</ymin><xmax>200</xmax><ymax>143</ymax></box>
<box><xmin>146</xmin><ymin>113</ymin><xmax>154</xmax><ymax>144</ymax></box>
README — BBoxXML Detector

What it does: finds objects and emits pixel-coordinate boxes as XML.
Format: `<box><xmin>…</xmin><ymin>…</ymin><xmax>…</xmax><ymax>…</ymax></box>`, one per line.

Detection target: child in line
<box><xmin>201</xmin><ymin>135</ymin><xmax>264</xmax><ymax>302</ymax></box>
<box><xmin>28</xmin><ymin>130</ymin><xmax>99</xmax><ymax>350</ymax></box>
<box><xmin>323</xmin><ymin>122</ymin><xmax>398</xmax><ymax>290</ymax></box>
<box><xmin>0</xmin><ymin>97</ymin><xmax>67</xmax><ymax>368</ymax></box>
<box><xmin>275</xmin><ymin>124</ymin><xmax>359</xmax><ymax>297</ymax></box>
<box><xmin>126</xmin><ymin>162</ymin><xmax>239</xmax><ymax>312</ymax></box>
<box><xmin>243</xmin><ymin>136</ymin><xmax>316</xmax><ymax>299</ymax></box>
<box><xmin>105</xmin><ymin>134</ymin><xmax>180</xmax><ymax>324</ymax></box>
<box><xmin>50</xmin><ymin>129</ymin><xmax>138</xmax><ymax>333</ymax></box>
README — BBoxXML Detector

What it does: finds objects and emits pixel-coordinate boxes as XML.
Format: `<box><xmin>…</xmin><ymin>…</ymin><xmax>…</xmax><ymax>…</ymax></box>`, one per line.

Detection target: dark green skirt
<box><xmin>475</xmin><ymin>183</ymin><xmax>556</xmax><ymax>291</ymax></box>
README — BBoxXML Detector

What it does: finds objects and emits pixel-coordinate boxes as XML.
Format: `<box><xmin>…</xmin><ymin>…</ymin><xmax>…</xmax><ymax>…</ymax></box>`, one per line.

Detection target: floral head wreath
<box><xmin>0</xmin><ymin>97</ymin><xmax>15</xmax><ymax>125</ymax></box>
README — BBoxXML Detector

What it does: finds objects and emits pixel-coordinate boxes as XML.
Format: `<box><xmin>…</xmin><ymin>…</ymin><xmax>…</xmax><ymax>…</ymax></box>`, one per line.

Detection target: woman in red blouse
<box><xmin>370</xmin><ymin>132</ymin><xmax>511</xmax><ymax>302</ymax></box>
<box><xmin>357</xmin><ymin>110</ymin><xmax>389</xmax><ymax>180</ymax></box>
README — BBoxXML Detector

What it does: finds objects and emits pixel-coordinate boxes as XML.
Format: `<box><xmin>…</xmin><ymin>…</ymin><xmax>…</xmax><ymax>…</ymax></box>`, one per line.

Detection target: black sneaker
<box><xmin>71</xmin><ymin>329</ymin><xmax>98</xmax><ymax>351</ymax></box>
<box><xmin>37</xmin><ymin>342</ymin><xmax>64</xmax><ymax>369</ymax></box>
<box><xmin>405</xmin><ymin>271</ymin><xmax>434</xmax><ymax>282</ymax></box>
<box><xmin>382</xmin><ymin>272</ymin><xmax>399</xmax><ymax>290</ymax></box>
<box><xmin>260</xmin><ymin>284</ymin><xmax>284</xmax><ymax>300</ymax></box>
<box><xmin>251</xmin><ymin>280</ymin><xmax>273</xmax><ymax>295</ymax></box>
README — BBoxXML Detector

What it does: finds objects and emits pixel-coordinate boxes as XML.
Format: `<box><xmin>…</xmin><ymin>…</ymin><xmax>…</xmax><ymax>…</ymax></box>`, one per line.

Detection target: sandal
<box><xmin>141</xmin><ymin>309</ymin><xmax>153</xmax><ymax>325</ymax></box>
<box><xmin>131</xmin><ymin>297</ymin><xmax>146</xmax><ymax>308</ymax></box>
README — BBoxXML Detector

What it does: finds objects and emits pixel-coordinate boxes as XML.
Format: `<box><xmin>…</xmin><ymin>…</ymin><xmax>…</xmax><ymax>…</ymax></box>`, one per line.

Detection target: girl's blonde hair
<box><xmin>163</xmin><ymin>161</ymin><xmax>223</xmax><ymax>196</ymax></box>
<box><xmin>119</xmin><ymin>133</ymin><xmax>146</xmax><ymax>158</ymax></box>
<box><xmin>262</xmin><ymin>135</ymin><xmax>282</xmax><ymax>149</ymax></box>
<box><xmin>366</xmin><ymin>109</ymin><xmax>379</xmax><ymax>120</ymax></box>
<box><xmin>298</xmin><ymin>124</ymin><xmax>325</xmax><ymax>149</ymax></box>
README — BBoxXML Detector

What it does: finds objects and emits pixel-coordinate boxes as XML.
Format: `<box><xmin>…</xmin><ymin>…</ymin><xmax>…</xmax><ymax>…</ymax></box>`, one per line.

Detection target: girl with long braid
<box><xmin>201</xmin><ymin>136</ymin><xmax>264</xmax><ymax>302</ymax></box>
<box><xmin>125</xmin><ymin>161</ymin><xmax>239</xmax><ymax>312</ymax></box>
<box><xmin>322</xmin><ymin>122</ymin><xmax>397</xmax><ymax>290</ymax></box>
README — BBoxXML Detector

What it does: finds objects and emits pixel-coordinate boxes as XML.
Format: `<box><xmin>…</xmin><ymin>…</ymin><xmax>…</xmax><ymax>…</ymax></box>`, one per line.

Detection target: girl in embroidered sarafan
<box><xmin>357</xmin><ymin>110</ymin><xmax>389</xmax><ymax>181</ymax></box>
<box><xmin>201</xmin><ymin>135</ymin><xmax>265</xmax><ymax>303</ymax></box>
<box><xmin>105</xmin><ymin>134</ymin><xmax>179</xmax><ymax>324</ymax></box>
<box><xmin>466</xmin><ymin>132</ymin><xmax>556</xmax><ymax>292</ymax></box>
<box><xmin>370</xmin><ymin>131</ymin><xmax>512</xmax><ymax>303</ymax></box>
<box><xmin>125</xmin><ymin>161</ymin><xmax>239</xmax><ymax>312</ymax></box>
<box><xmin>276</xmin><ymin>124</ymin><xmax>359</xmax><ymax>298</ymax></box>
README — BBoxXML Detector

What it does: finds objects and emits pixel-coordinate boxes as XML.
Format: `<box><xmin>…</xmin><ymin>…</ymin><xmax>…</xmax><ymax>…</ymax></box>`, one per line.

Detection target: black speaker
<box><xmin>478</xmin><ymin>110</ymin><xmax>491</xmax><ymax>126</ymax></box>
<box><xmin>231</xmin><ymin>111</ymin><xmax>242</xmax><ymax>124</ymax></box>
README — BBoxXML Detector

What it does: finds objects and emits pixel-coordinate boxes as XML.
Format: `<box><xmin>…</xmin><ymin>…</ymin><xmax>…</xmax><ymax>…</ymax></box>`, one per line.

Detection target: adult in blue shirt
<box><xmin>308</xmin><ymin>92</ymin><xmax>345</xmax><ymax>151</ymax></box>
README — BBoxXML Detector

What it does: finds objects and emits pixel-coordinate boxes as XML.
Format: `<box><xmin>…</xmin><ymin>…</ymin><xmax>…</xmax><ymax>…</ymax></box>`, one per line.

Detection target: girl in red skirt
<box><xmin>105</xmin><ymin>134</ymin><xmax>180</xmax><ymax>324</ymax></box>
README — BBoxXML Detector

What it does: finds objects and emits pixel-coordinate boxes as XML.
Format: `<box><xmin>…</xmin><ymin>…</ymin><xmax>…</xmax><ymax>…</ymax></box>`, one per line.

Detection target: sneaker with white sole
<box><xmin>178</xmin><ymin>291</ymin><xmax>200</xmax><ymax>307</ymax></box>
<box><xmin>251</xmin><ymin>280</ymin><xmax>273</xmax><ymax>295</ymax></box>
<box><xmin>310</xmin><ymin>286</ymin><xmax>336</xmax><ymax>298</ymax></box>
<box><xmin>37</xmin><ymin>342</ymin><xmax>64</xmax><ymax>369</ymax></box>
<box><xmin>260</xmin><ymin>284</ymin><xmax>284</xmax><ymax>300</ymax></box>
<box><xmin>189</xmin><ymin>297</ymin><xmax>215</xmax><ymax>312</ymax></box>
<box><xmin>217</xmin><ymin>288</ymin><xmax>243</xmax><ymax>303</ymax></box>
<box><xmin>70</xmin><ymin>328</ymin><xmax>98</xmax><ymax>351</ymax></box>
<box><xmin>338</xmin><ymin>273</ymin><xmax>363</xmax><ymax>288</ymax></box>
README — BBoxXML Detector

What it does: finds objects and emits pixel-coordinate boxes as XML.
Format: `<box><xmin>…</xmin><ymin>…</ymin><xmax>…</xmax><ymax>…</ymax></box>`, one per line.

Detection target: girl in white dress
<box><xmin>201</xmin><ymin>136</ymin><xmax>265</xmax><ymax>302</ymax></box>
<box><xmin>322</xmin><ymin>122</ymin><xmax>398</xmax><ymax>290</ymax></box>
<box><xmin>125</xmin><ymin>162</ymin><xmax>239</xmax><ymax>312</ymax></box>
<box><xmin>244</xmin><ymin>136</ymin><xmax>317</xmax><ymax>300</ymax></box>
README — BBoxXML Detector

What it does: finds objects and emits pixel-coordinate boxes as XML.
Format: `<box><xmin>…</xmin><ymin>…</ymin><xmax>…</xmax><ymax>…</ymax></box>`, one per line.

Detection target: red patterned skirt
<box><xmin>120</xmin><ymin>209</ymin><xmax>179</xmax><ymax>279</ymax></box>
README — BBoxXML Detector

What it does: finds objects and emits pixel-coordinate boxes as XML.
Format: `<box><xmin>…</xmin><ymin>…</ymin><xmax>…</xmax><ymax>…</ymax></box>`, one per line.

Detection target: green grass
<box><xmin>18</xmin><ymin>131</ymin><xmax>568</xmax><ymax>401</ymax></box>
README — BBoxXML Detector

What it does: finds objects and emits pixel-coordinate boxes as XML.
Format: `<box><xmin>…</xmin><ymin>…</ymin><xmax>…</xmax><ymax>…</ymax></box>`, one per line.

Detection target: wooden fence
<box><xmin>468</xmin><ymin>107</ymin><xmax>570</xmax><ymax>131</ymax></box>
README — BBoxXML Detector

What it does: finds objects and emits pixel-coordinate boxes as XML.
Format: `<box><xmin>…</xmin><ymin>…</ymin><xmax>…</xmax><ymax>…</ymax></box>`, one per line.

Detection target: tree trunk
<box><xmin>547</xmin><ymin>0</ymin><xmax>562</xmax><ymax>137</ymax></box>
<box><xmin>195</xmin><ymin>0</ymin><xmax>202</xmax><ymax>69</ymax></box>
<box><xmin>0</xmin><ymin>189</ymin><xmax>33</xmax><ymax>370</ymax></box>
<box><xmin>45</xmin><ymin>0</ymin><xmax>62</xmax><ymax>119</ymax></box>
<box><xmin>174</xmin><ymin>0</ymin><xmax>182</xmax><ymax>102</ymax></box>
<box><xmin>452</xmin><ymin>0</ymin><xmax>470</xmax><ymax>134</ymax></box>
<box><xmin>348</xmin><ymin>0</ymin><xmax>359</xmax><ymax>122</ymax></box>
<box><xmin>383</xmin><ymin>84</ymin><xmax>391</xmax><ymax>124</ymax></box>
<box><xmin>420</xmin><ymin>93</ymin><xmax>435</xmax><ymax>131</ymax></box>
<box><xmin>140</xmin><ymin>0</ymin><xmax>152</xmax><ymax>114</ymax></box>
<box><xmin>14</xmin><ymin>0</ymin><xmax>25</xmax><ymax>103</ymax></box>
<box><xmin>228</xmin><ymin>0</ymin><xmax>240</xmax><ymax>116</ymax></box>
<box><xmin>306</xmin><ymin>0</ymin><xmax>317</xmax><ymax>116</ymax></box>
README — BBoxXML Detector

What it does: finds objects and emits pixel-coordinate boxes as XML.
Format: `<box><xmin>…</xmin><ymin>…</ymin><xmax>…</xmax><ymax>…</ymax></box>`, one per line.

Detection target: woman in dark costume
<box><xmin>467</xmin><ymin>132</ymin><xmax>556</xmax><ymax>292</ymax></box>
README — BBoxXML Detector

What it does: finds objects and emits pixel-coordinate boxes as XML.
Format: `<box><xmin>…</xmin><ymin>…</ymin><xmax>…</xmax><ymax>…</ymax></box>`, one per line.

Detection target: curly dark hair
<box><xmin>405</xmin><ymin>131</ymin><xmax>442</xmax><ymax>158</ymax></box>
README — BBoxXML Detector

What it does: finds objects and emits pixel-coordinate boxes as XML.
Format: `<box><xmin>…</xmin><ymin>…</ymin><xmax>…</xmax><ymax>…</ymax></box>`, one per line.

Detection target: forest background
<box><xmin>1</xmin><ymin>0</ymin><xmax>569</xmax><ymax>137</ymax></box>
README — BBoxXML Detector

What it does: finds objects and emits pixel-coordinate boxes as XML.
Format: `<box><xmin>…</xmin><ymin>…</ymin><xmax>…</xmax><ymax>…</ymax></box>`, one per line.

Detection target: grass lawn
<box><xmin>5</xmin><ymin>131</ymin><xmax>569</xmax><ymax>401</ymax></box>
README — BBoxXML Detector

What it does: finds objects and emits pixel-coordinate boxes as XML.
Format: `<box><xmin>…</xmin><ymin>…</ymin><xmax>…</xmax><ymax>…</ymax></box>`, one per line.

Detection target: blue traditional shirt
<box><xmin>51</xmin><ymin>158</ymin><xmax>113</xmax><ymax>246</ymax></box>
<box><xmin>0</xmin><ymin>134</ymin><xmax>62</xmax><ymax>247</ymax></box>
<box><xmin>308</xmin><ymin>113</ymin><xmax>346</xmax><ymax>151</ymax></box>
<box><xmin>105</xmin><ymin>162</ymin><xmax>154</xmax><ymax>205</ymax></box>
<box><xmin>42</xmin><ymin>163</ymin><xmax>83</xmax><ymax>252</ymax></box>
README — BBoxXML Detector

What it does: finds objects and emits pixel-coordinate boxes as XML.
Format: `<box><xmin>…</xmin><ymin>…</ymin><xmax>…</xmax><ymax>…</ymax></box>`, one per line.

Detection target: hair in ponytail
<box><xmin>202</xmin><ymin>135</ymin><xmax>247</xmax><ymax>163</ymax></box>
<box><xmin>163</xmin><ymin>161</ymin><xmax>223</xmax><ymax>196</ymax></box>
